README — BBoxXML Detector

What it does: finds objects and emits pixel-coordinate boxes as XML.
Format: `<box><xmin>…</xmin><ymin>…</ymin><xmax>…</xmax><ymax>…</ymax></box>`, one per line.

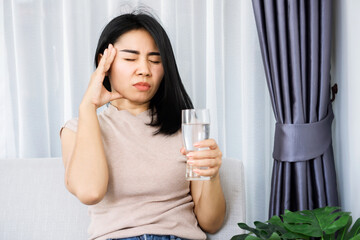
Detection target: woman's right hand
<box><xmin>81</xmin><ymin>44</ymin><xmax>122</xmax><ymax>109</ymax></box>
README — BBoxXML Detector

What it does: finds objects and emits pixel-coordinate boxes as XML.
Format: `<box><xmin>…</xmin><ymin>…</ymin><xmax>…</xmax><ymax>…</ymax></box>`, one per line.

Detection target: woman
<box><xmin>60</xmin><ymin>12</ymin><xmax>225</xmax><ymax>240</ymax></box>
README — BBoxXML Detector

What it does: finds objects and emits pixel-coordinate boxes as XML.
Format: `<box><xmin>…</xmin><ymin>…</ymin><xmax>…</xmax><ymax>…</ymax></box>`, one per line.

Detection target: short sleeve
<box><xmin>59</xmin><ymin>118</ymin><xmax>79</xmax><ymax>136</ymax></box>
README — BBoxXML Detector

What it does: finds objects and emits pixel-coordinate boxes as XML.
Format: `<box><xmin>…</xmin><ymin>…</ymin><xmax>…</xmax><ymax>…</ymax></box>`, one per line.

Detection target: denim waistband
<box><xmin>107</xmin><ymin>234</ymin><xmax>188</xmax><ymax>240</ymax></box>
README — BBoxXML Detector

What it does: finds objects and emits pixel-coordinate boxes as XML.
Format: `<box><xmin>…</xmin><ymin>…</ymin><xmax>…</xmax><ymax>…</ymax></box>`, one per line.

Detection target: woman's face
<box><xmin>108</xmin><ymin>28</ymin><xmax>164</xmax><ymax>106</ymax></box>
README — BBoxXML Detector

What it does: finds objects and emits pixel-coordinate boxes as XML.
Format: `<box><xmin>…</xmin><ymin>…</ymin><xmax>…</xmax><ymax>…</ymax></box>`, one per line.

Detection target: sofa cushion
<box><xmin>0</xmin><ymin>158</ymin><xmax>89</xmax><ymax>239</ymax></box>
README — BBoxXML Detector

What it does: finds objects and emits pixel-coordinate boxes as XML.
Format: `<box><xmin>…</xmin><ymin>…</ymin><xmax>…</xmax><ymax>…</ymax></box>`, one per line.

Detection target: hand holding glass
<box><xmin>182</xmin><ymin>109</ymin><xmax>211</xmax><ymax>181</ymax></box>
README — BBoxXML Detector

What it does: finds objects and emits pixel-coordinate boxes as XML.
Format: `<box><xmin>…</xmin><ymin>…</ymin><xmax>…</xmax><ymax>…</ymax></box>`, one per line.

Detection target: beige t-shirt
<box><xmin>63</xmin><ymin>104</ymin><xmax>206</xmax><ymax>240</ymax></box>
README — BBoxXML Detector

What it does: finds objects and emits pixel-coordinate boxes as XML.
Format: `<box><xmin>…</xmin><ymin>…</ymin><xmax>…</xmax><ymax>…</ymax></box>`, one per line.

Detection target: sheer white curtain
<box><xmin>1</xmin><ymin>0</ymin><xmax>274</xmax><ymax>225</ymax></box>
<box><xmin>332</xmin><ymin>0</ymin><xmax>360</xmax><ymax>222</ymax></box>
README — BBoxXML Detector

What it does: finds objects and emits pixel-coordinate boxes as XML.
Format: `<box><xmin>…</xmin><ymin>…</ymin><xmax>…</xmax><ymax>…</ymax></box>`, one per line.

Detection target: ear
<box><xmin>97</xmin><ymin>54</ymin><xmax>109</xmax><ymax>76</ymax></box>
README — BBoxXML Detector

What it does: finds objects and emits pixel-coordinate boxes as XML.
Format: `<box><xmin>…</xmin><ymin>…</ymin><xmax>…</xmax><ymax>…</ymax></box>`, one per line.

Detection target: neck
<box><xmin>110</xmin><ymin>99</ymin><xmax>150</xmax><ymax>116</ymax></box>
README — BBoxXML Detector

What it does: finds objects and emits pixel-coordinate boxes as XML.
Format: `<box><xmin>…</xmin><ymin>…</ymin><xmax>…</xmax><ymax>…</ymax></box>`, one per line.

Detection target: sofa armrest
<box><xmin>206</xmin><ymin>158</ymin><xmax>246</xmax><ymax>239</ymax></box>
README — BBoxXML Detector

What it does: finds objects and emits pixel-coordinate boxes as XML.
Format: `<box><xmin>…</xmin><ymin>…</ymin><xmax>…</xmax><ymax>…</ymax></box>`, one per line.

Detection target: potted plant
<box><xmin>231</xmin><ymin>206</ymin><xmax>360</xmax><ymax>240</ymax></box>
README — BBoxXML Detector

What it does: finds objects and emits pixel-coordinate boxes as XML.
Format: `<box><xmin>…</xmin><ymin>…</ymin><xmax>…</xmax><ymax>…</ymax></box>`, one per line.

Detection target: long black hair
<box><xmin>94</xmin><ymin>12</ymin><xmax>193</xmax><ymax>135</ymax></box>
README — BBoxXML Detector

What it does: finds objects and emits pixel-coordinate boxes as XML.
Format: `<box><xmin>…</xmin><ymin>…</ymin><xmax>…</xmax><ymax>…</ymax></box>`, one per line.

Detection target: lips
<box><xmin>133</xmin><ymin>82</ymin><xmax>151</xmax><ymax>91</ymax></box>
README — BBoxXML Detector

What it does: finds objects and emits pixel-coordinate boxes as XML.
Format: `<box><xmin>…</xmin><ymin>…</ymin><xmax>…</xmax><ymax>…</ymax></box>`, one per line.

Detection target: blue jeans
<box><xmin>107</xmin><ymin>235</ymin><xmax>188</xmax><ymax>240</ymax></box>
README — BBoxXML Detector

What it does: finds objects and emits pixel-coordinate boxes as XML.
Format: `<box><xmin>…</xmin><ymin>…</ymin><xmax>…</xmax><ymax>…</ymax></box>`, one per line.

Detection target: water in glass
<box><xmin>182</xmin><ymin>109</ymin><xmax>211</xmax><ymax>181</ymax></box>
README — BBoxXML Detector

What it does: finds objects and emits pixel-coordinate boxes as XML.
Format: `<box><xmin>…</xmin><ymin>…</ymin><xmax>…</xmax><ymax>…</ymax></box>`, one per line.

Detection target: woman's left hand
<box><xmin>180</xmin><ymin>139</ymin><xmax>222</xmax><ymax>179</ymax></box>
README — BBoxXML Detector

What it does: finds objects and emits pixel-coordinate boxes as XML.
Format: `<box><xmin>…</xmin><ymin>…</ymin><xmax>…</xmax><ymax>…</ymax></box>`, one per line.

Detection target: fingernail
<box><xmin>187</xmin><ymin>153</ymin><xmax>193</xmax><ymax>158</ymax></box>
<box><xmin>194</xmin><ymin>143</ymin><xmax>200</xmax><ymax>147</ymax></box>
<box><xmin>187</xmin><ymin>160</ymin><xmax>194</xmax><ymax>165</ymax></box>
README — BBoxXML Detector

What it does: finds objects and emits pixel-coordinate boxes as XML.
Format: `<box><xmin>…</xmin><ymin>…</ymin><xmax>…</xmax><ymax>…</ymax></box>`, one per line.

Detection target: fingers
<box><xmin>180</xmin><ymin>147</ymin><xmax>187</xmax><ymax>155</ymax></box>
<box><xmin>187</xmin><ymin>158</ymin><xmax>221</xmax><ymax>168</ymax></box>
<box><xmin>84</xmin><ymin>44</ymin><xmax>119</xmax><ymax>108</ymax></box>
<box><xmin>103</xmin><ymin>44</ymin><xmax>117</xmax><ymax>72</ymax></box>
<box><xmin>90</xmin><ymin>44</ymin><xmax>116</xmax><ymax>89</ymax></box>
<box><xmin>186</xmin><ymin>149</ymin><xmax>219</xmax><ymax>159</ymax></box>
<box><xmin>97</xmin><ymin>48</ymin><xmax>108</xmax><ymax>73</ymax></box>
<box><xmin>97</xmin><ymin>44</ymin><xmax>117</xmax><ymax>75</ymax></box>
<box><xmin>194</xmin><ymin>138</ymin><xmax>218</xmax><ymax>150</ymax></box>
<box><xmin>183</xmin><ymin>138</ymin><xmax>223</xmax><ymax>178</ymax></box>
<box><xmin>193</xmin><ymin>167</ymin><xmax>219</xmax><ymax>178</ymax></box>
<box><xmin>186</xmin><ymin>138</ymin><xmax>222</xmax><ymax>159</ymax></box>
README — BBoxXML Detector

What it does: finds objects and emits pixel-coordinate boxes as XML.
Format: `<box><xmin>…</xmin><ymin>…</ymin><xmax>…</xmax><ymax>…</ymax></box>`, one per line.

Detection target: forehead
<box><xmin>114</xmin><ymin>29</ymin><xmax>159</xmax><ymax>51</ymax></box>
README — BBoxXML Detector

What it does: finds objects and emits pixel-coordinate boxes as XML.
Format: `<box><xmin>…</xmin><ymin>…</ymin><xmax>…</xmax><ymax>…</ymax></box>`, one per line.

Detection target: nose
<box><xmin>136</xmin><ymin>59</ymin><xmax>151</xmax><ymax>77</ymax></box>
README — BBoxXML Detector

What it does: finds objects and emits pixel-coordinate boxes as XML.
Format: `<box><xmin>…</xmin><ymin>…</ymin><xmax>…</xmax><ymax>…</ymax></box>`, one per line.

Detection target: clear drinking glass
<box><xmin>182</xmin><ymin>109</ymin><xmax>211</xmax><ymax>181</ymax></box>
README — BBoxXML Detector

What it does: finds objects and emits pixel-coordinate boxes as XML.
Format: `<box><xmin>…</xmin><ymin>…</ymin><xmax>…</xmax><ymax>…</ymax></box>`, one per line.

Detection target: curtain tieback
<box><xmin>273</xmin><ymin>106</ymin><xmax>334</xmax><ymax>162</ymax></box>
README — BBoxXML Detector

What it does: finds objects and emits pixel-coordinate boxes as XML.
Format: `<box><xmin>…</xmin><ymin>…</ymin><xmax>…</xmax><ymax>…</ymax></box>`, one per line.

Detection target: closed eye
<box><xmin>150</xmin><ymin>60</ymin><xmax>161</xmax><ymax>64</ymax></box>
<box><xmin>124</xmin><ymin>58</ymin><xmax>135</xmax><ymax>61</ymax></box>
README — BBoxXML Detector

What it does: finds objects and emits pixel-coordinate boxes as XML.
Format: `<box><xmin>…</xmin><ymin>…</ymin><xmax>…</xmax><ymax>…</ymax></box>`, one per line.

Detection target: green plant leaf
<box><xmin>346</xmin><ymin>218</ymin><xmax>360</xmax><ymax>239</ymax></box>
<box><xmin>232</xmin><ymin>207</ymin><xmax>360</xmax><ymax>240</ymax></box>
<box><xmin>281</xmin><ymin>231</ymin><xmax>310</xmax><ymax>240</ymax></box>
<box><xmin>254</xmin><ymin>221</ymin><xmax>269</xmax><ymax>229</ymax></box>
<box><xmin>245</xmin><ymin>236</ymin><xmax>262</xmax><ymax>240</ymax></box>
<box><xmin>267</xmin><ymin>215</ymin><xmax>288</xmax><ymax>235</ymax></box>
<box><xmin>282</xmin><ymin>210</ymin><xmax>323</xmax><ymax>237</ymax></box>
<box><xmin>349</xmin><ymin>234</ymin><xmax>360</xmax><ymax>240</ymax></box>
<box><xmin>338</xmin><ymin>216</ymin><xmax>353</xmax><ymax>240</ymax></box>
<box><xmin>268</xmin><ymin>232</ymin><xmax>281</xmax><ymax>240</ymax></box>
<box><xmin>237</xmin><ymin>223</ymin><xmax>263</xmax><ymax>237</ymax></box>
<box><xmin>313</xmin><ymin>207</ymin><xmax>351</xmax><ymax>234</ymax></box>
<box><xmin>268</xmin><ymin>214</ymin><xmax>309</xmax><ymax>239</ymax></box>
<box><xmin>253</xmin><ymin>221</ymin><xmax>277</xmax><ymax>239</ymax></box>
<box><xmin>237</xmin><ymin>223</ymin><xmax>255</xmax><ymax>232</ymax></box>
<box><xmin>268</xmin><ymin>215</ymin><xmax>285</xmax><ymax>228</ymax></box>
<box><xmin>312</xmin><ymin>206</ymin><xmax>341</xmax><ymax>215</ymax></box>
<box><xmin>231</xmin><ymin>234</ymin><xmax>250</xmax><ymax>240</ymax></box>
<box><xmin>281</xmin><ymin>207</ymin><xmax>352</xmax><ymax>237</ymax></box>
<box><xmin>323</xmin><ymin>215</ymin><xmax>350</xmax><ymax>234</ymax></box>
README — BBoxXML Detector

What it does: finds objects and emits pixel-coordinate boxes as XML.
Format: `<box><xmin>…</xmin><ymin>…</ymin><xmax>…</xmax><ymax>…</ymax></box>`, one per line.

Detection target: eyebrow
<box><xmin>120</xmin><ymin>49</ymin><xmax>160</xmax><ymax>56</ymax></box>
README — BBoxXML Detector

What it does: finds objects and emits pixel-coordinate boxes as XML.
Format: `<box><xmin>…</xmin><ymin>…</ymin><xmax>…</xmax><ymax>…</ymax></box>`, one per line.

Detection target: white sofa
<box><xmin>0</xmin><ymin>158</ymin><xmax>245</xmax><ymax>240</ymax></box>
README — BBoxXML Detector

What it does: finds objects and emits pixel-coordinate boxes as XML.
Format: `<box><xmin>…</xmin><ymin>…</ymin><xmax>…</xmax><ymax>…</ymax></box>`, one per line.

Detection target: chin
<box><xmin>126</xmin><ymin>97</ymin><xmax>151</xmax><ymax>105</ymax></box>
<box><xmin>132</xmin><ymin>94</ymin><xmax>155</xmax><ymax>104</ymax></box>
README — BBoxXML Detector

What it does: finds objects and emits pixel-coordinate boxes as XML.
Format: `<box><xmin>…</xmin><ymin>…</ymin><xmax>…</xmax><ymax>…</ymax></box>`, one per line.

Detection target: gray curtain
<box><xmin>251</xmin><ymin>0</ymin><xmax>339</xmax><ymax>217</ymax></box>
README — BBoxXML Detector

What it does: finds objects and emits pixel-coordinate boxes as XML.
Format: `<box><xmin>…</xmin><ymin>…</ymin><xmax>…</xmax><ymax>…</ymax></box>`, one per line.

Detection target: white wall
<box><xmin>332</xmin><ymin>0</ymin><xmax>360</xmax><ymax>221</ymax></box>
